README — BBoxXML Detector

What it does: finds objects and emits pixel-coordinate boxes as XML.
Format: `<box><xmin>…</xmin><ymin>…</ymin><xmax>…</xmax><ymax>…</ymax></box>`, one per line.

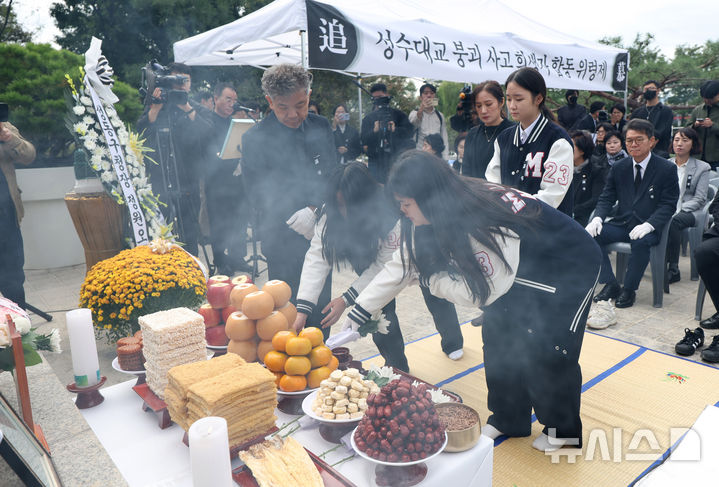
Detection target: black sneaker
<box><xmin>701</xmin><ymin>335</ymin><xmax>719</xmax><ymax>363</ymax></box>
<box><xmin>675</xmin><ymin>328</ymin><xmax>704</xmax><ymax>356</ymax></box>
<box><xmin>667</xmin><ymin>266</ymin><xmax>680</xmax><ymax>284</ymax></box>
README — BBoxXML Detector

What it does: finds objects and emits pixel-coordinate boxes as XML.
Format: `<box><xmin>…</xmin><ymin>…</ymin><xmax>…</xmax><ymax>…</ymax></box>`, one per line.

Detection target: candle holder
<box><xmin>67</xmin><ymin>376</ymin><xmax>107</xmax><ymax>409</ymax></box>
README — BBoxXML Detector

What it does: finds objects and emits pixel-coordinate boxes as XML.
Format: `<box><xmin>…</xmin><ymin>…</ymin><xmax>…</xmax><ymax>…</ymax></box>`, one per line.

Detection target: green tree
<box><xmin>0</xmin><ymin>0</ymin><xmax>32</xmax><ymax>43</ymax></box>
<box><xmin>0</xmin><ymin>43</ymin><xmax>143</xmax><ymax>165</ymax></box>
<box><xmin>51</xmin><ymin>0</ymin><xmax>273</xmax><ymax>86</ymax></box>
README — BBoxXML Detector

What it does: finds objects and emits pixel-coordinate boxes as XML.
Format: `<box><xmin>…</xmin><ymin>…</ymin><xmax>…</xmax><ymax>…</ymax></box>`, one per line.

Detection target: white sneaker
<box><xmin>532</xmin><ymin>432</ymin><xmax>578</xmax><ymax>452</ymax></box>
<box><xmin>587</xmin><ymin>300</ymin><xmax>617</xmax><ymax>330</ymax></box>
<box><xmin>448</xmin><ymin>349</ymin><xmax>464</xmax><ymax>360</ymax></box>
<box><xmin>481</xmin><ymin>424</ymin><xmax>503</xmax><ymax>440</ymax></box>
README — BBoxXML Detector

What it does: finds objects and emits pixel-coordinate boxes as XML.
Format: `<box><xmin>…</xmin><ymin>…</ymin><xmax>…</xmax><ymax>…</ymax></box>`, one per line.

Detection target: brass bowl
<box><xmin>435</xmin><ymin>402</ymin><xmax>481</xmax><ymax>452</ymax></box>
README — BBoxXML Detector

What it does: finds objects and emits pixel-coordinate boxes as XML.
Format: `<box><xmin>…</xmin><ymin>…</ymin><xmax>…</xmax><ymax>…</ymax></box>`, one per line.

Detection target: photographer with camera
<box><xmin>137</xmin><ymin>62</ymin><xmax>210</xmax><ymax>256</ymax></box>
<box><xmin>449</xmin><ymin>85</ymin><xmax>478</xmax><ymax>134</ymax></box>
<box><xmin>0</xmin><ymin>103</ymin><xmax>36</xmax><ymax>308</ymax></box>
<box><xmin>409</xmin><ymin>83</ymin><xmax>449</xmax><ymax>160</ymax></box>
<box><xmin>360</xmin><ymin>83</ymin><xmax>414</xmax><ymax>183</ymax></box>
<box><xmin>572</xmin><ymin>101</ymin><xmax>607</xmax><ymax>134</ymax></box>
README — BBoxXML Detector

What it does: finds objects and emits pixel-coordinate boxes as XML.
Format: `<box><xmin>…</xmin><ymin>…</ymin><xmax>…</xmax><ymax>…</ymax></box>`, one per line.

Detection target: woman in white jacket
<box><xmin>345</xmin><ymin>151</ymin><xmax>602</xmax><ymax>451</ymax></box>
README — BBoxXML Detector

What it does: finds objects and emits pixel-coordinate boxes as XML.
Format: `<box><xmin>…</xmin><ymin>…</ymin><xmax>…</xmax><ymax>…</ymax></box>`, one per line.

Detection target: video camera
<box><xmin>139</xmin><ymin>61</ymin><xmax>189</xmax><ymax>106</ymax></box>
<box><xmin>0</xmin><ymin>103</ymin><xmax>8</xmax><ymax>123</ymax></box>
<box><xmin>457</xmin><ymin>85</ymin><xmax>473</xmax><ymax>125</ymax></box>
<box><xmin>372</xmin><ymin>96</ymin><xmax>394</xmax><ymax>153</ymax></box>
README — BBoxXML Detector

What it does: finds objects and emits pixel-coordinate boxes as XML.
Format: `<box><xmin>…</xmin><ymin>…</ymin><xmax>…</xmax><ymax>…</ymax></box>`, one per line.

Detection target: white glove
<box><xmin>585</xmin><ymin>217</ymin><xmax>603</xmax><ymax>237</ymax></box>
<box><xmin>286</xmin><ymin>207</ymin><xmax>316</xmax><ymax>240</ymax></box>
<box><xmin>629</xmin><ymin>222</ymin><xmax>654</xmax><ymax>240</ymax></box>
<box><xmin>340</xmin><ymin>316</ymin><xmax>360</xmax><ymax>332</ymax></box>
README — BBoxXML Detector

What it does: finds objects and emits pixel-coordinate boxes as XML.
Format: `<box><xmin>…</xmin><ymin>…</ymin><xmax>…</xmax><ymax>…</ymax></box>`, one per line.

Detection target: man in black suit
<box><xmin>572</xmin><ymin>101</ymin><xmax>606</xmax><ymax>133</ymax></box>
<box><xmin>695</xmin><ymin>189</ymin><xmax>719</xmax><ymax>338</ymax></box>
<box><xmin>586</xmin><ymin>119</ymin><xmax>679</xmax><ymax>308</ymax></box>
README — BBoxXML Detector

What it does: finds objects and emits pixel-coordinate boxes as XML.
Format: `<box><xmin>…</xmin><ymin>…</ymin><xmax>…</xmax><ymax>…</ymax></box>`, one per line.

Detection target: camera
<box><xmin>372</xmin><ymin>96</ymin><xmax>394</xmax><ymax>153</ymax></box>
<box><xmin>139</xmin><ymin>60</ymin><xmax>189</xmax><ymax>106</ymax></box>
<box><xmin>0</xmin><ymin>103</ymin><xmax>8</xmax><ymax>123</ymax></box>
<box><xmin>457</xmin><ymin>85</ymin><xmax>473</xmax><ymax>125</ymax></box>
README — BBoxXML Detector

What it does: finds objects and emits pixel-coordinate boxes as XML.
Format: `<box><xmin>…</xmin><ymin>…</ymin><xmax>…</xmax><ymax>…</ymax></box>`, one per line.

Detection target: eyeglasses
<box><xmin>625</xmin><ymin>137</ymin><xmax>648</xmax><ymax>146</ymax></box>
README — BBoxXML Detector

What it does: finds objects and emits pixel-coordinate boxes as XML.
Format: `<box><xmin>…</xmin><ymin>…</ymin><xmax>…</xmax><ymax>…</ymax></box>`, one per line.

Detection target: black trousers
<box><xmin>666</xmin><ymin>211</ymin><xmax>696</xmax><ymax>266</ymax></box>
<box><xmin>481</xmin><ymin>269</ymin><xmax>598</xmax><ymax>440</ymax></box>
<box><xmin>0</xmin><ymin>208</ymin><xmax>25</xmax><ymax>307</ymax></box>
<box><xmin>371</xmin><ymin>299</ymin><xmax>409</xmax><ymax>372</ymax></box>
<box><xmin>420</xmin><ymin>287</ymin><xmax>464</xmax><ymax>355</ymax></box>
<box><xmin>263</xmin><ymin>224</ymin><xmax>332</xmax><ymax>340</ymax></box>
<box><xmin>160</xmin><ymin>192</ymin><xmax>201</xmax><ymax>257</ymax></box>
<box><xmin>696</xmin><ymin>233</ymin><xmax>719</xmax><ymax>313</ymax></box>
<box><xmin>207</xmin><ymin>192</ymin><xmax>248</xmax><ymax>273</ymax></box>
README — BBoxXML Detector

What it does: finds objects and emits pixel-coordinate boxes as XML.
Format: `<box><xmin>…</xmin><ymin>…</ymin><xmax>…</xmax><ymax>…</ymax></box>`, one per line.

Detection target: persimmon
<box><xmin>284</xmin><ymin>356</ymin><xmax>312</xmax><ymax>376</ymax></box>
<box><xmin>308</xmin><ymin>345</ymin><xmax>332</xmax><ymax>368</ymax></box>
<box><xmin>306</xmin><ymin>366</ymin><xmax>332</xmax><ymax>389</ymax></box>
<box><xmin>279</xmin><ymin>374</ymin><xmax>307</xmax><ymax>392</ymax></box>
<box><xmin>298</xmin><ymin>327</ymin><xmax>324</xmax><ymax>348</ymax></box>
<box><xmin>327</xmin><ymin>355</ymin><xmax>339</xmax><ymax>371</ymax></box>
<box><xmin>285</xmin><ymin>336</ymin><xmax>312</xmax><ymax>356</ymax></box>
<box><xmin>264</xmin><ymin>350</ymin><xmax>288</xmax><ymax>372</ymax></box>
<box><xmin>271</xmin><ymin>330</ymin><xmax>297</xmax><ymax>352</ymax></box>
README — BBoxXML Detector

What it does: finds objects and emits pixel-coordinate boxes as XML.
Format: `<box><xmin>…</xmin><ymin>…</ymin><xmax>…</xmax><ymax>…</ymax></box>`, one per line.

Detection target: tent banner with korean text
<box><xmin>305</xmin><ymin>0</ymin><xmax>628</xmax><ymax>91</ymax></box>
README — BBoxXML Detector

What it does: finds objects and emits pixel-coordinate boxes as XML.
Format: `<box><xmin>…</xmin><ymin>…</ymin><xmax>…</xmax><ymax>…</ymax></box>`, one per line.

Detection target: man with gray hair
<box><xmin>242</xmin><ymin>64</ymin><xmax>337</xmax><ymax>334</ymax></box>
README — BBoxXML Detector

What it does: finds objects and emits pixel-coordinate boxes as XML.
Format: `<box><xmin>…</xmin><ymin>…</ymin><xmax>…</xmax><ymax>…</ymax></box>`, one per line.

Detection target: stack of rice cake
<box><xmin>165</xmin><ymin>353</ymin><xmax>246</xmax><ymax>430</ymax></box>
<box><xmin>139</xmin><ymin>307</ymin><xmax>207</xmax><ymax>399</ymax></box>
<box><xmin>165</xmin><ymin>354</ymin><xmax>278</xmax><ymax>447</ymax></box>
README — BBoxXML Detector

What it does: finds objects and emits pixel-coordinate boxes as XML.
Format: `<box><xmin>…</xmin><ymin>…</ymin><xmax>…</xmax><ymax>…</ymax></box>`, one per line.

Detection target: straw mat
<box><xmin>360</xmin><ymin>325</ymin><xmax>719</xmax><ymax>487</ymax></box>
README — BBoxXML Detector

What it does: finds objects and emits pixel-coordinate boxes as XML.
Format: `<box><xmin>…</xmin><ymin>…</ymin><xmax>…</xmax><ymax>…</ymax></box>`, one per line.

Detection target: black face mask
<box><xmin>643</xmin><ymin>90</ymin><xmax>657</xmax><ymax>101</ymax></box>
<box><xmin>568</xmin><ymin>95</ymin><xmax>578</xmax><ymax>105</ymax></box>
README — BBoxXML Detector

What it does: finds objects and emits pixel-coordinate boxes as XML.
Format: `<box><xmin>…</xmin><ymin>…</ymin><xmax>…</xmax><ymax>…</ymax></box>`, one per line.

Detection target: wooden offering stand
<box><xmin>67</xmin><ymin>376</ymin><xmax>107</xmax><ymax>409</ymax></box>
<box><xmin>5</xmin><ymin>315</ymin><xmax>50</xmax><ymax>452</ymax></box>
<box><xmin>132</xmin><ymin>383</ymin><xmax>172</xmax><ymax>429</ymax></box>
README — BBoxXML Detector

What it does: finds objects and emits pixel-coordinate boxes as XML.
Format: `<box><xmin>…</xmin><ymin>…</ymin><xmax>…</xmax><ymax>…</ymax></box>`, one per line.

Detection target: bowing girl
<box><xmin>292</xmin><ymin>162</ymin><xmax>464</xmax><ymax>372</ymax></box>
<box><xmin>486</xmin><ymin>68</ymin><xmax>575</xmax><ymax>215</ymax></box>
<box><xmin>344</xmin><ymin>151</ymin><xmax>601</xmax><ymax>451</ymax></box>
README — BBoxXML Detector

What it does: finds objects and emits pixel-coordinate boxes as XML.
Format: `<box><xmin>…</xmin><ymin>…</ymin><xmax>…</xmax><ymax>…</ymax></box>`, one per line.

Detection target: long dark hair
<box><xmin>505</xmin><ymin>67</ymin><xmax>556</xmax><ymax>123</ymax></box>
<box><xmin>387</xmin><ymin>150</ymin><xmax>538</xmax><ymax>304</ymax></box>
<box><xmin>321</xmin><ymin>163</ymin><xmax>398</xmax><ymax>271</ymax></box>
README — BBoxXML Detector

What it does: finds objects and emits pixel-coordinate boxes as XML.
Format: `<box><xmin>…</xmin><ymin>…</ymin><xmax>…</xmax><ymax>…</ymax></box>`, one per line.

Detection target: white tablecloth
<box><xmin>80</xmin><ymin>380</ymin><xmax>493</xmax><ymax>487</ymax></box>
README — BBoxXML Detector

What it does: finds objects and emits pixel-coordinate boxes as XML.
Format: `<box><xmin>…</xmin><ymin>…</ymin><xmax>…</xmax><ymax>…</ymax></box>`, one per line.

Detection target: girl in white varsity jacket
<box><xmin>486</xmin><ymin>67</ymin><xmax>575</xmax><ymax>216</ymax></box>
<box><xmin>344</xmin><ymin>151</ymin><xmax>602</xmax><ymax>452</ymax></box>
<box><xmin>292</xmin><ymin>163</ymin><xmax>409</xmax><ymax>371</ymax></box>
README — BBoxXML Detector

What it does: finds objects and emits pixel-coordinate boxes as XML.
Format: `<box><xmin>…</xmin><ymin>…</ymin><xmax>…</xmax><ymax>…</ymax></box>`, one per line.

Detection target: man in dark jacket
<box><xmin>572</xmin><ymin>101</ymin><xmax>606</xmax><ymax>133</ymax></box>
<box><xmin>629</xmin><ymin>80</ymin><xmax>674</xmax><ymax>159</ymax></box>
<box><xmin>242</xmin><ymin>64</ymin><xmax>337</xmax><ymax>330</ymax></box>
<box><xmin>557</xmin><ymin>90</ymin><xmax>587</xmax><ymax>130</ymax></box>
<box><xmin>586</xmin><ymin>119</ymin><xmax>679</xmax><ymax>308</ymax></box>
<box><xmin>688</xmin><ymin>80</ymin><xmax>719</xmax><ymax>170</ymax></box>
<box><xmin>360</xmin><ymin>83</ymin><xmax>414</xmax><ymax>183</ymax></box>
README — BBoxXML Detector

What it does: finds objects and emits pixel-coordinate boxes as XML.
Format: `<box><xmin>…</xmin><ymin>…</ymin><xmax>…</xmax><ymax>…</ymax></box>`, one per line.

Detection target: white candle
<box><xmin>65</xmin><ymin>308</ymin><xmax>100</xmax><ymax>387</ymax></box>
<box><xmin>188</xmin><ymin>417</ymin><xmax>233</xmax><ymax>487</ymax></box>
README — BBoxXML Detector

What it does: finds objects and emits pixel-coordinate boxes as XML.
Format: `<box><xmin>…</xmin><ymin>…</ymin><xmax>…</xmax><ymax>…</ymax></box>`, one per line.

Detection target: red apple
<box><xmin>198</xmin><ymin>303</ymin><xmax>221</xmax><ymax>327</ymax></box>
<box><xmin>221</xmin><ymin>305</ymin><xmax>238</xmax><ymax>323</ymax></box>
<box><xmin>231</xmin><ymin>274</ymin><xmax>252</xmax><ymax>286</ymax></box>
<box><xmin>206</xmin><ymin>325</ymin><xmax>229</xmax><ymax>346</ymax></box>
<box><xmin>208</xmin><ymin>274</ymin><xmax>231</xmax><ymax>286</ymax></box>
<box><xmin>207</xmin><ymin>282</ymin><xmax>233</xmax><ymax>309</ymax></box>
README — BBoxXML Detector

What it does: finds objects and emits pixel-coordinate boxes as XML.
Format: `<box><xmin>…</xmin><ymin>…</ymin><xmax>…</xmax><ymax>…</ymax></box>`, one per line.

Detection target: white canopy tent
<box><xmin>174</xmin><ymin>0</ymin><xmax>629</xmax><ymax>92</ymax></box>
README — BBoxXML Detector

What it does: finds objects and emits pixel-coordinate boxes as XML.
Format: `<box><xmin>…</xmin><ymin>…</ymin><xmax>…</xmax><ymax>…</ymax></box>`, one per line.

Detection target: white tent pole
<box><xmin>357</xmin><ymin>73</ymin><xmax>363</xmax><ymax>124</ymax></box>
<box><xmin>300</xmin><ymin>30</ymin><xmax>308</xmax><ymax>68</ymax></box>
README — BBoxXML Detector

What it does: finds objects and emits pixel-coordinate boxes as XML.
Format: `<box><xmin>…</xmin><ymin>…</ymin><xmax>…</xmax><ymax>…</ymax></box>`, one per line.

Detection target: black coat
<box><xmin>593</xmin><ymin>154</ymin><xmax>679</xmax><ymax>232</ymax></box>
<box><xmin>572</xmin><ymin>161</ymin><xmax>609</xmax><ymax>227</ymax></box>
<box><xmin>558</xmin><ymin>103</ymin><xmax>587</xmax><ymax>131</ymax></box>
<box><xmin>241</xmin><ymin>111</ymin><xmax>337</xmax><ymax>240</ymax></box>
<box><xmin>629</xmin><ymin>103</ymin><xmax>674</xmax><ymax>158</ymax></box>
<box><xmin>572</xmin><ymin>113</ymin><xmax>597</xmax><ymax>133</ymax></box>
<box><xmin>333</xmin><ymin>124</ymin><xmax>361</xmax><ymax>163</ymax></box>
